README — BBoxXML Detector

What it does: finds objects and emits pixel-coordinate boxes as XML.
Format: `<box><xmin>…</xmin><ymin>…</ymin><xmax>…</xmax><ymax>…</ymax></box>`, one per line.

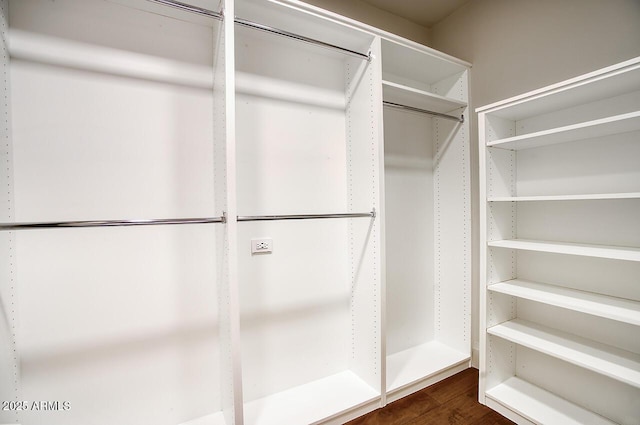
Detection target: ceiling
<box><xmin>359</xmin><ymin>0</ymin><xmax>470</xmax><ymax>28</ymax></box>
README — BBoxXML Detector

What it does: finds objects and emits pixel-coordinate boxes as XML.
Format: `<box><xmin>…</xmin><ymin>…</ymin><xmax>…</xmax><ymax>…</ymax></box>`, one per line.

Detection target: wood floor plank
<box><xmin>346</xmin><ymin>389</ymin><xmax>440</xmax><ymax>424</ymax></box>
<box><xmin>403</xmin><ymin>390</ymin><xmax>491</xmax><ymax>425</ymax></box>
<box><xmin>423</xmin><ymin>368</ymin><xmax>479</xmax><ymax>404</ymax></box>
<box><xmin>469</xmin><ymin>411</ymin><xmax>517</xmax><ymax>425</ymax></box>
<box><xmin>345</xmin><ymin>368</ymin><xmax>513</xmax><ymax>425</ymax></box>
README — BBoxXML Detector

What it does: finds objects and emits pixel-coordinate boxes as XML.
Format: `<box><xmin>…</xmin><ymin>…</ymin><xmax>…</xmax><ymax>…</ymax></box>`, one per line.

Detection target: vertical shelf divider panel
<box><xmin>3</xmin><ymin>1</ymin><xmax>232</xmax><ymax>424</ymax></box>
<box><xmin>345</xmin><ymin>36</ymin><xmax>385</xmax><ymax>413</ymax></box>
<box><xmin>380</xmin><ymin>37</ymin><xmax>471</xmax><ymax>404</ymax></box>
<box><xmin>478</xmin><ymin>57</ymin><xmax>640</xmax><ymax>425</ymax></box>
<box><xmin>214</xmin><ymin>0</ymin><xmax>243</xmax><ymax>424</ymax></box>
<box><xmin>0</xmin><ymin>1</ymin><xmax>18</xmax><ymax>424</ymax></box>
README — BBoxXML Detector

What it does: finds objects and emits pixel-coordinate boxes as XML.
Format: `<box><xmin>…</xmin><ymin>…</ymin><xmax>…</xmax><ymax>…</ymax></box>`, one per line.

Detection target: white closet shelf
<box><xmin>477</xmin><ymin>61</ymin><xmax>640</xmax><ymax>120</ymax></box>
<box><xmin>386</xmin><ymin>341</ymin><xmax>470</xmax><ymax>393</ymax></box>
<box><xmin>488</xmin><ymin>192</ymin><xmax>640</xmax><ymax>202</ymax></box>
<box><xmin>486</xmin><ymin>377</ymin><xmax>617</xmax><ymax>425</ymax></box>
<box><xmin>487</xmin><ymin>110</ymin><xmax>640</xmax><ymax>150</ymax></box>
<box><xmin>179</xmin><ymin>412</ymin><xmax>227</xmax><ymax>425</ymax></box>
<box><xmin>382</xmin><ymin>80</ymin><xmax>466</xmax><ymax>114</ymax></box>
<box><xmin>489</xmin><ymin>279</ymin><xmax>640</xmax><ymax>325</ymax></box>
<box><xmin>488</xmin><ymin>239</ymin><xmax>640</xmax><ymax>262</ymax></box>
<box><xmin>9</xmin><ymin>29</ymin><xmax>214</xmax><ymax>89</ymax></box>
<box><xmin>381</xmin><ymin>38</ymin><xmax>469</xmax><ymax>89</ymax></box>
<box><xmin>488</xmin><ymin>319</ymin><xmax>640</xmax><ymax>388</ymax></box>
<box><xmin>243</xmin><ymin>370</ymin><xmax>378</xmax><ymax>425</ymax></box>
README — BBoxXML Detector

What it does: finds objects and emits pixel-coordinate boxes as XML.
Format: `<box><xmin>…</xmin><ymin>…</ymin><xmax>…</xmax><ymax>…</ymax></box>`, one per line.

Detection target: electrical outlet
<box><xmin>251</xmin><ymin>238</ymin><xmax>273</xmax><ymax>254</ymax></box>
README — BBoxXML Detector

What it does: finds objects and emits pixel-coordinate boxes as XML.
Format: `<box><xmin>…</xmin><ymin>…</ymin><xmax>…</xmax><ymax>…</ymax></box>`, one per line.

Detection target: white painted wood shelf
<box><xmin>486</xmin><ymin>377</ymin><xmax>617</xmax><ymax>425</ymax></box>
<box><xmin>9</xmin><ymin>29</ymin><xmax>214</xmax><ymax>89</ymax></box>
<box><xmin>242</xmin><ymin>371</ymin><xmax>379</xmax><ymax>425</ymax></box>
<box><xmin>489</xmin><ymin>279</ymin><xmax>640</xmax><ymax>326</ymax></box>
<box><xmin>488</xmin><ymin>239</ymin><xmax>640</xmax><ymax>262</ymax></box>
<box><xmin>179</xmin><ymin>412</ymin><xmax>227</xmax><ymax>425</ymax></box>
<box><xmin>380</xmin><ymin>37</ymin><xmax>468</xmax><ymax>93</ymax></box>
<box><xmin>488</xmin><ymin>319</ymin><xmax>640</xmax><ymax>388</ymax></box>
<box><xmin>382</xmin><ymin>80</ymin><xmax>466</xmax><ymax>114</ymax></box>
<box><xmin>477</xmin><ymin>61</ymin><xmax>640</xmax><ymax>120</ymax></box>
<box><xmin>488</xmin><ymin>192</ymin><xmax>640</xmax><ymax>202</ymax></box>
<box><xmin>487</xmin><ymin>110</ymin><xmax>640</xmax><ymax>150</ymax></box>
<box><xmin>386</xmin><ymin>341</ymin><xmax>470</xmax><ymax>393</ymax></box>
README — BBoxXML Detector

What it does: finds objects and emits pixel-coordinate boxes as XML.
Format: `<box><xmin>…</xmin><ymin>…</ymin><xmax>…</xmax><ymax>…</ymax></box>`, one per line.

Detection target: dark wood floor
<box><xmin>345</xmin><ymin>368</ymin><xmax>514</xmax><ymax>425</ymax></box>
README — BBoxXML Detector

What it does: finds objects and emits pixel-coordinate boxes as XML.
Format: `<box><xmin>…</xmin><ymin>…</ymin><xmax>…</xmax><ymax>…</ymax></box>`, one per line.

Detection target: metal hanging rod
<box><xmin>0</xmin><ymin>210</ymin><xmax>376</xmax><ymax>230</ymax></box>
<box><xmin>0</xmin><ymin>216</ymin><xmax>225</xmax><ymax>231</ymax></box>
<box><xmin>238</xmin><ymin>210</ymin><xmax>376</xmax><ymax>222</ymax></box>
<box><xmin>146</xmin><ymin>0</ymin><xmax>223</xmax><ymax>20</ymax></box>
<box><xmin>383</xmin><ymin>101</ymin><xmax>464</xmax><ymax>123</ymax></box>
<box><xmin>234</xmin><ymin>17</ymin><xmax>371</xmax><ymax>61</ymax></box>
<box><xmin>144</xmin><ymin>1</ymin><xmax>369</xmax><ymax>60</ymax></box>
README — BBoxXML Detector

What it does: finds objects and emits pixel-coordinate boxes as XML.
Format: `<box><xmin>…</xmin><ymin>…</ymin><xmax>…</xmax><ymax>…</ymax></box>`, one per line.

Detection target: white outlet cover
<box><xmin>251</xmin><ymin>238</ymin><xmax>273</xmax><ymax>254</ymax></box>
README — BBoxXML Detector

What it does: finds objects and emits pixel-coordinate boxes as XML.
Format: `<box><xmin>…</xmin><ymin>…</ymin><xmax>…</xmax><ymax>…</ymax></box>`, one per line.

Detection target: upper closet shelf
<box><xmin>9</xmin><ymin>29</ymin><xmax>214</xmax><ymax>89</ymax></box>
<box><xmin>382</xmin><ymin>80</ymin><xmax>466</xmax><ymax>114</ymax></box>
<box><xmin>234</xmin><ymin>17</ymin><xmax>370</xmax><ymax>60</ymax></box>
<box><xmin>381</xmin><ymin>38</ymin><xmax>469</xmax><ymax>89</ymax></box>
<box><xmin>488</xmin><ymin>110</ymin><xmax>640</xmax><ymax>150</ymax></box>
<box><xmin>488</xmin><ymin>192</ymin><xmax>640</xmax><ymax>202</ymax></box>
<box><xmin>236</xmin><ymin>0</ymin><xmax>374</xmax><ymax>61</ymax></box>
<box><xmin>477</xmin><ymin>59</ymin><xmax>640</xmax><ymax>120</ymax></box>
<box><xmin>145</xmin><ymin>0</ymin><xmax>223</xmax><ymax>19</ymax></box>
<box><xmin>488</xmin><ymin>239</ymin><xmax>640</xmax><ymax>262</ymax></box>
<box><xmin>489</xmin><ymin>279</ymin><xmax>640</xmax><ymax>326</ymax></box>
<box><xmin>488</xmin><ymin>319</ymin><xmax>640</xmax><ymax>388</ymax></box>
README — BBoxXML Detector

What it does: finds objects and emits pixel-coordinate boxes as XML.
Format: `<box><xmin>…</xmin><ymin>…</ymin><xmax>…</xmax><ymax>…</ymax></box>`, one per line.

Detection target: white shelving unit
<box><xmin>478</xmin><ymin>57</ymin><xmax>640</xmax><ymax>424</ymax></box>
<box><xmin>0</xmin><ymin>0</ymin><xmax>473</xmax><ymax>424</ymax></box>
<box><xmin>234</xmin><ymin>1</ymin><xmax>382</xmax><ymax>423</ymax></box>
<box><xmin>380</xmin><ymin>38</ymin><xmax>471</xmax><ymax>403</ymax></box>
<box><xmin>0</xmin><ymin>1</ymin><xmax>238</xmax><ymax>425</ymax></box>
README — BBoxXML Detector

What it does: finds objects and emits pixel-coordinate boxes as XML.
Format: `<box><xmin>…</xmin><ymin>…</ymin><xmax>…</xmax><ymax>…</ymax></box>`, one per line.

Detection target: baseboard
<box><xmin>471</xmin><ymin>347</ymin><xmax>479</xmax><ymax>368</ymax></box>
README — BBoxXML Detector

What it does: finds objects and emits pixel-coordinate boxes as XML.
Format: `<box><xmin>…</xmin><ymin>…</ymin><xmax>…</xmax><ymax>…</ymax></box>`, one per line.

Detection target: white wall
<box><xmin>429</xmin><ymin>0</ymin><xmax>640</xmax><ymax>366</ymax></box>
<box><xmin>299</xmin><ymin>0</ymin><xmax>430</xmax><ymax>45</ymax></box>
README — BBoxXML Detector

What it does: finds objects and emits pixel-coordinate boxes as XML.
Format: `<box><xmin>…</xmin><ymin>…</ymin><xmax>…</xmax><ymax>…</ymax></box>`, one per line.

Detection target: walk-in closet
<box><xmin>0</xmin><ymin>0</ymin><xmax>472</xmax><ymax>424</ymax></box>
<box><xmin>3</xmin><ymin>0</ymin><xmax>637</xmax><ymax>424</ymax></box>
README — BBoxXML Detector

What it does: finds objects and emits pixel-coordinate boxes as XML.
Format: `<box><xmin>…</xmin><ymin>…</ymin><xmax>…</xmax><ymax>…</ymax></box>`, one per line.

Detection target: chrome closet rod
<box><xmin>383</xmin><ymin>101</ymin><xmax>464</xmax><ymax>123</ymax></box>
<box><xmin>238</xmin><ymin>210</ymin><xmax>376</xmax><ymax>222</ymax></box>
<box><xmin>0</xmin><ymin>216</ymin><xmax>225</xmax><ymax>231</ymax></box>
<box><xmin>145</xmin><ymin>1</ymin><xmax>370</xmax><ymax>60</ymax></box>
<box><xmin>146</xmin><ymin>0</ymin><xmax>223</xmax><ymax>19</ymax></box>
<box><xmin>234</xmin><ymin>17</ymin><xmax>371</xmax><ymax>61</ymax></box>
